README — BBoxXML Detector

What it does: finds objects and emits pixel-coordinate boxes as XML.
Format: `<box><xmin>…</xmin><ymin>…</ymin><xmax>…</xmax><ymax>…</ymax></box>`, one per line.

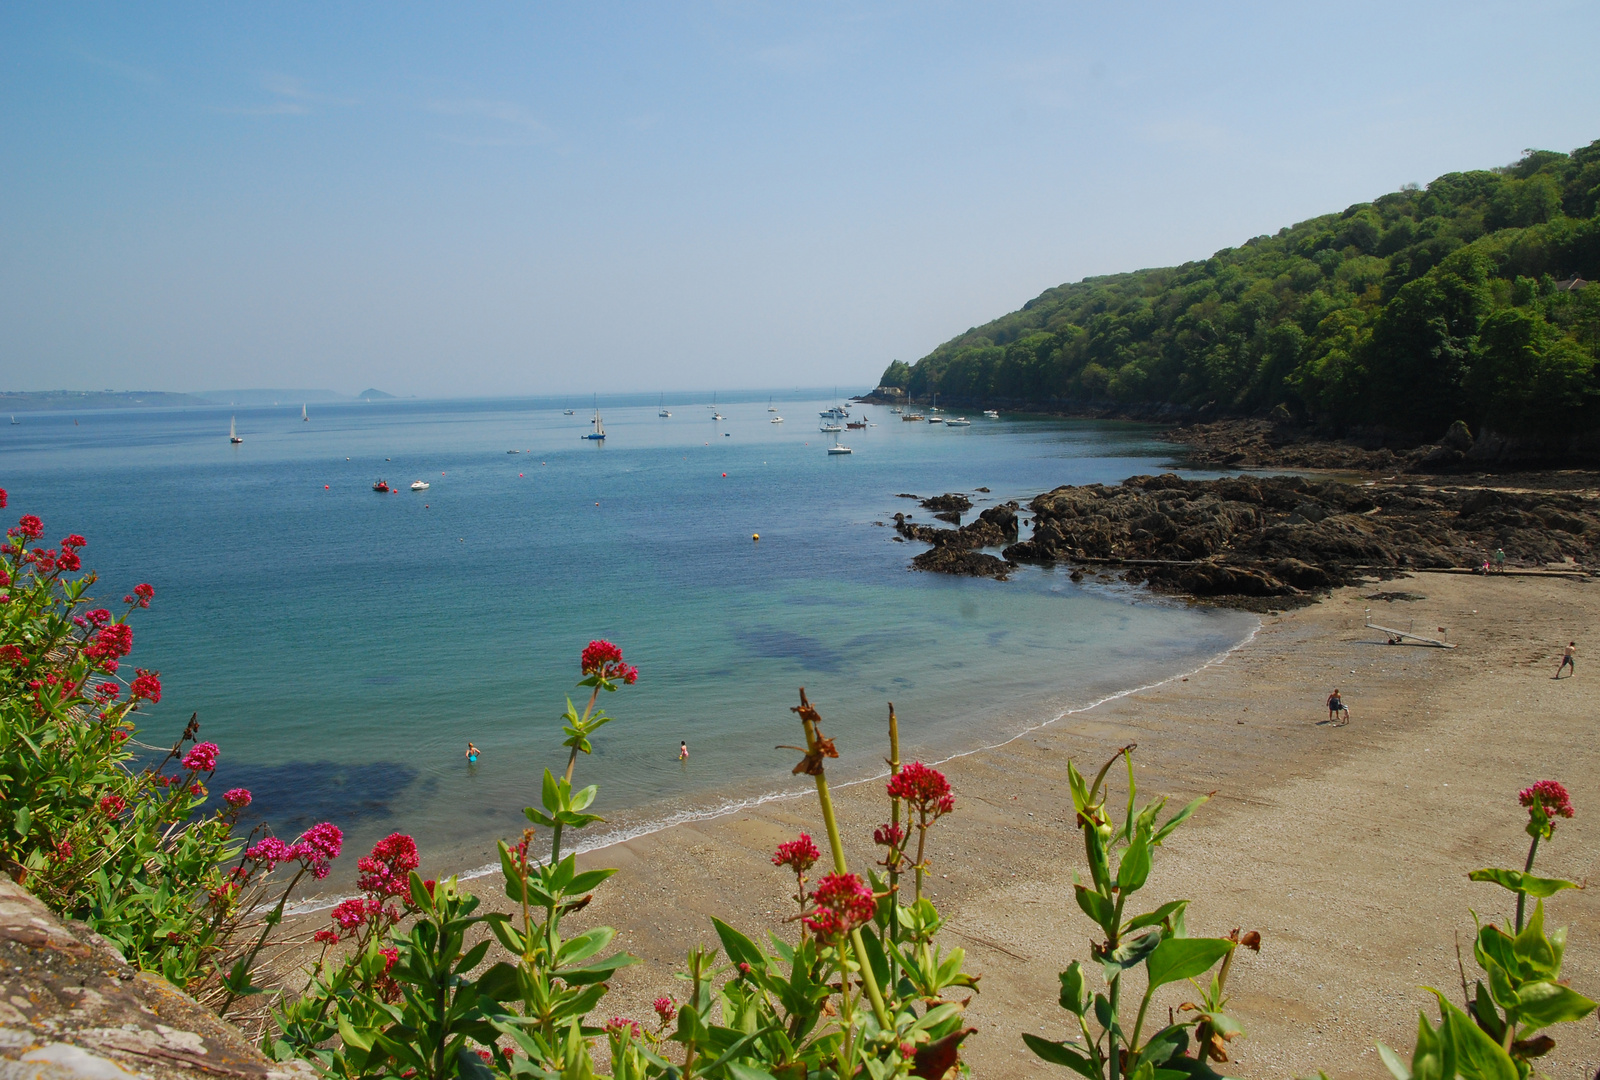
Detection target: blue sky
<box><xmin>2</xmin><ymin>2</ymin><xmax>1598</xmax><ymax>397</ymax></box>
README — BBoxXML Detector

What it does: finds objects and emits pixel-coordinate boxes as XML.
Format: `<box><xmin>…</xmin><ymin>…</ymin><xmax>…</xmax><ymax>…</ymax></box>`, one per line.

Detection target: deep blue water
<box><xmin>0</xmin><ymin>392</ymin><xmax>1254</xmax><ymax>892</ymax></box>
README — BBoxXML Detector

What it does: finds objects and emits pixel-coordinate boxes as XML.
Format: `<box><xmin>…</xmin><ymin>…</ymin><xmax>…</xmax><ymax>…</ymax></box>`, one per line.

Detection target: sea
<box><xmin>0</xmin><ymin>391</ymin><xmax>1257</xmax><ymax>895</ymax></box>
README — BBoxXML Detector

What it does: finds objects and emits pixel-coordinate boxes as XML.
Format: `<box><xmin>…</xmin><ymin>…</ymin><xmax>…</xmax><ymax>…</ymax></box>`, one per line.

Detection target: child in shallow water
<box><xmin>679</xmin><ymin>741</ymin><xmax>689</xmax><ymax>762</ymax></box>
<box><xmin>466</xmin><ymin>742</ymin><xmax>480</xmax><ymax>763</ymax></box>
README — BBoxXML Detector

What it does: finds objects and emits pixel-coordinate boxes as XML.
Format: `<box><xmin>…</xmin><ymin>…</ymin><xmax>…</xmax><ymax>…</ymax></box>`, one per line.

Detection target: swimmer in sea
<box><xmin>466</xmin><ymin>742</ymin><xmax>480</xmax><ymax>763</ymax></box>
<box><xmin>679</xmin><ymin>741</ymin><xmax>689</xmax><ymax>762</ymax></box>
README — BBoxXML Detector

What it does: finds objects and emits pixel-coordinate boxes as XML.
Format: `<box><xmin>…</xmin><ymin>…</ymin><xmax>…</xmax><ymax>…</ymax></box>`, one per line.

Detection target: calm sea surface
<box><xmin>0</xmin><ymin>392</ymin><xmax>1255</xmax><ymax>892</ymax></box>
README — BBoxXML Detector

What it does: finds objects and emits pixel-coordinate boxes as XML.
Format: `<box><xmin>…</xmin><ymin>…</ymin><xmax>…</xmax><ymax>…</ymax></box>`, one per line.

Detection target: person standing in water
<box><xmin>679</xmin><ymin>741</ymin><xmax>689</xmax><ymax>762</ymax></box>
<box><xmin>465</xmin><ymin>742</ymin><xmax>480</xmax><ymax>763</ymax></box>
<box><xmin>1556</xmin><ymin>642</ymin><xmax>1576</xmax><ymax>679</ymax></box>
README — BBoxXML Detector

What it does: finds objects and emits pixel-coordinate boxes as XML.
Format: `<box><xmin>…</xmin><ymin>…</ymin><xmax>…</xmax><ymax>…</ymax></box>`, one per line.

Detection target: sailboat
<box><xmin>9</xmin><ymin>415</ymin><xmax>16</xmax><ymax>425</ymax></box>
<box><xmin>658</xmin><ymin>395</ymin><xmax>671</xmax><ymax>418</ymax></box>
<box><xmin>585</xmin><ymin>399</ymin><xmax>606</xmax><ymax>440</ymax></box>
<box><xmin>563</xmin><ymin>398</ymin><xmax>575</xmax><ymax>415</ymax></box>
<box><xmin>229</xmin><ymin>417</ymin><xmax>242</xmax><ymax>444</ymax></box>
<box><xmin>827</xmin><ymin>434</ymin><xmax>852</xmax><ymax>455</ymax></box>
<box><xmin>767</xmin><ymin>396</ymin><xmax>777</xmax><ymax>412</ymax></box>
<box><xmin>302</xmin><ymin>404</ymin><xmax>309</xmax><ymax>422</ymax></box>
<box><xmin>710</xmin><ymin>393</ymin><xmax>725</xmax><ymax>421</ymax></box>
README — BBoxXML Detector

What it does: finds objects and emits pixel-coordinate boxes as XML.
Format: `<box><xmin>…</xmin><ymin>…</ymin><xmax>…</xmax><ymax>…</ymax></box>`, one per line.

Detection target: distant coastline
<box><xmin>1</xmin><ymin>388</ymin><xmax>392</xmax><ymax>412</ymax></box>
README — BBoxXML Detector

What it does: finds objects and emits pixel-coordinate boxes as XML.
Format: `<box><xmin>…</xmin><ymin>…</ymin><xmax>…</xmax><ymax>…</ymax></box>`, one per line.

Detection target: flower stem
<box><xmin>1516</xmin><ymin>833</ymin><xmax>1540</xmax><ymax>932</ymax></box>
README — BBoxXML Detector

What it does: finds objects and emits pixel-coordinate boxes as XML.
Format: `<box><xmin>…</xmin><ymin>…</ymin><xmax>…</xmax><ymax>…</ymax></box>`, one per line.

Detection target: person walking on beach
<box><xmin>1326</xmin><ymin>688</ymin><xmax>1349</xmax><ymax>725</ymax></box>
<box><xmin>679</xmin><ymin>741</ymin><xmax>689</xmax><ymax>762</ymax></box>
<box><xmin>1493</xmin><ymin>548</ymin><xmax>1506</xmax><ymax>573</ymax></box>
<box><xmin>465</xmin><ymin>742</ymin><xmax>480</xmax><ymax>763</ymax></box>
<box><xmin>1555</xmin><ymin>642</ymin><xmax>1576</xmax><ymax>679</ymax></box>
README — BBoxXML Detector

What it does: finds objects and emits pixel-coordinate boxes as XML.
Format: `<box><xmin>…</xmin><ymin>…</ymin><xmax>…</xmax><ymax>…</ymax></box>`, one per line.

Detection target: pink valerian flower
<box><xmin>52</xmin><ymin>840</ymin><xmax>73</xmax><ymax>862</ymax></box>
<box><xmin>0</xmin><ymin>644</ymin><xmax>24</xmax><ymax>667</ymax></box>
<box><xmin>313</xmin><ymin>929</ymin><xmax>340</xmax><ymax>946</ymax></box>
<box><xmin>223</xmin><ymin>788</ymin><xmax>252</xmax><ymax>808</ymax></box>
<box><xmin>379</xmin><ymin>946</ymin><xmax>398</xmax><ymax>973</ymax></box>
<box><xmin>605</xmin><ymin>1018</ymin><xmax>644</xmax><ymax>1039</ymax></box>
<box><xmin>0</xmin><ymin>488</ymin><xmax>6</xmax><ymax>509</ymax></box>
<box><xmin>132</xmin><ymin>583</ymin><xmax>153</xmax><ymax>608</ymax></box>
<box><xmin>85</xmin><ymin>608</ymin><xmax>111</xmax><ymax>626</ymax></box>
<box><xmin>15</xmin><ymin>515</ymin><xmax>43</xmax><ymax>541</ymax></box>
<box><xmin>94</xmin><ymin>682</ymin><xmax>120</xmax><ymax>702</ymax></box>
<box><xmin>771</xmin><ymin>833</ymin><xmax>821</xmax><ymax>874</ymax></box>
<box><xmin>60</xmin><ymin>534</ymin><xmax>86</xmax><ymax>550</ymax></box>
<box><xmin>181</xmin><ymin>742</ymin><xmax>218</xmax><ymax>772</ymax></box>
<box><xmin>873</xmin><ymin>822</ymin><xmax>906</xmax><ymax>849</ymax></box>
<box><xmin>99</xmin><ymin>794</ymin><xmax>127</xmax><ymax>817</ymax></box>
<box><xmin>886</xmin><ymin>761</ymin><xmax>955</xmax><ymax>818</ymax></box>
<box><xmin>189</xmin><ymin>783</ymin><xmax>205</xmax><ymax>797</ymax></box>
<box><xmin>358</xmin><ymin>833</ymin><xmax>421</xmax><ymax>899</ymax></box>
<box><xmin>293</xmin><ymin>822</ymin><xmax>344</xmax><ymax>879</ymax></box>
<box><xmin>653</xmin><ymin>997</ymin><xmax>677</xmax><ymax>1025</ymax></box>
<box><xmin>1520</xmin><ymin>780</ymin><xmax>1574</xmax><ymax>820</ymax></box>
<box><xmin>803</xmin><ymin>872</ymin><xmax>876</xmax><ymax>938</ymax></box>
<box><xmin>580</xmin><ymin>639</ymin><xmax>639</xmax><ymax>684</ymax></box>
<box><xmin>85</xmin><ymin>623</ymin><xmax>133</xmax><ymax>661</ymax></box>
<box><xmin>331</xmin><ymin>897</ymin><xmax>383</xmax><ymax>931</ymax></box>
<box><xmin>246</xmin><ymin>837</ymin><xmax>295</xmax><ymax>868</ymax></box>
<box><xmin>55</xmin><ymin>549</ymin><xmax>81</xmax><ymax>573</ymax></box>
<box><xmin>129</xmin><ymin>669</ymin><xmax>161</xmax><ymax>703</ymax></box>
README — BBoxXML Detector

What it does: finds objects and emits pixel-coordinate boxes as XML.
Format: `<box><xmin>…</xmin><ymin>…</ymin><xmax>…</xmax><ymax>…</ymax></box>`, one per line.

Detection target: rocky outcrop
<box><xmin>0</xmin><ymin>876</ymin><xmax>313</xmax><ymax>1080</ymax></box>
<box><xmin>896</xmin><ymin>500</ymin><xmax>1022</xmax><ymax>580</ymax></box>
<box><xmin>979</xmin><ymin>473</ymin><xmax>1598</xmax><ymax>606</ymax></box>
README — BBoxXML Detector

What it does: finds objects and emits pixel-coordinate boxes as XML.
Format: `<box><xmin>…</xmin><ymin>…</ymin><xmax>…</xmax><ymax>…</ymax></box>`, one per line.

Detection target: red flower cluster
<box><xmin>85</xmin><ymin>608</ymin><xmax>111</xmax><ymax>626</ymax></box>
<box><xmin>873</xmin><ymin>822</ymin><xmax>905</xmax><ymax>848</ymax></box>
<box><xmin>130</xmin><ymin>669</ymin><xmax>161</xmax><ymax>703</ymax></box>
<box><xmin>605</xmin><ymin>1017</ymin><xmax>644</xmax><ymax>1039</ymax></box>
<box><xmin>125</xmin><ymin>583</ymin><xmax>154</xmax><ymax>608</ymax></box>
<box><xmin>94</xmin><ymin>682</ymin><xmax>120</xmax><ymax>702</ymax></box>
<box><xmin>313</xmin><ymin>928</ymin><xmax>340</xmax><ymax>946</ymax></box>
<box><xmin>0</xmin><ymin>488</ymin><xmax>6</xmax><ymax>509</ymax></box>
<box><xmin>223</xmin><ymin>788</ymin><xmax>252</xmax><ymax>808</ymax></box>
<box><xmin>803</xmin><ymin>872</ymin><xmax>876</xmax><ymax>938</ymax></box>
<box><xmin>580</xmin><ymin>639</ymin><xmax>638</xmax><ymax>684</ymax></box>
<box><xmin>14</xmin><ymin>515</ymin><xmax>43</xmax><ymax>541</ymax></box>
<box><xmin>653</xmin><ymin>997</ymin><xmax>677</xmax><ymax>1024</ymax></box>
<box><xmin>86</xmin><ymin>623</ymin><xmax>133</xmax><ymax>664</ymax></box>
<box><xmin>244</xmin><ymin>822</ymin><xmax>343</xmax><ymax>879</ymax></box>
<box><xmin>181</xmin><ymin>742</ymin><xmax>219</xmax><ymax>772</ymax></box>
<box><xmin>1520</xmin><ymin>780</ymin><xmax>1574</xmax><ymax>820</ymax></box>
<box><xmin>99</xmin><ymin>794</ymin><xmax>127</xmax><ymax>817</ymax></box>
<box><xmin>771</xmin><ymin>833</ymin><xmax>821</xmax><ymax>874</ymax></box>
<box><xmin>56</xmin><ymin>548</ymin><xmax>81</xmax><ymax>573</ymax></box>
<box><xmin>0</xmin><ymin>644</ymin><xmax>24</xmax><ymax>667</ymax></box>
<box><xmin>61</xmin><ymin>534</ymin><xmax>86</xmax><ymax>550</ymax></box>
<box><xmin>886</xmin><ymin>762</ymin><xmax>955</xmax><ymax>817</ymax></box>
<box><xmin>358</xmin><ymin>833</ymin><xmax>421</xmax><ymax>898</ymax></box>
<box><xmin>331</xmin><ymin>896</ymin><xmax>383</xmax><ymax>930</ymax></box>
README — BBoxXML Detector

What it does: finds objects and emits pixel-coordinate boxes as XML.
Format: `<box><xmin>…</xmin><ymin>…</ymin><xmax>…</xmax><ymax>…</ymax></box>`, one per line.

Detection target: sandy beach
<box><xmin>494</xmin><ymin>570</ymin><xmax>1600</xmax><ymax>1079</ymax></box>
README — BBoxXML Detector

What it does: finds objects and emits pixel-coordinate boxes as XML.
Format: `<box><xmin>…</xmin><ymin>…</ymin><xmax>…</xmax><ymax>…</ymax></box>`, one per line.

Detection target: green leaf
<box><xmin>855</xmin><ymin>923</ymin><xmax>891</xmax><ymax>990</ymax></box>
<box><xmin>1144</xmin><ymin>937</ymin><xmax>1234</xmax><ymax>991</ymax></box>
<box><xmin>12</xmin><ymin>805</ymin><xmax>30</xmax><ymax>837</ymax></box>
<box><xmin>457</xmin><ymin>1046</ymin><xmax>497</xmax><ymax>1080</ymax></box>
<box><xmin>1103</xmin><ymin>930</ymin><xmax>1163</xmax><ymax>983</ymax></box>
<box><xmin>556</xmin><ymin>926</ymin><xmax>616</xmax><ymax>967</ymax></box>
<box><xmin>712</xmin><ymin>918</ymin><xmax>766</xmax><ymax>972</ymax></box>
<box><xmin>1513</xmin><ymin>980</ymin><xmax>1598</xmax><ymax>1031</ymax></box>
<box><xmin>1468</xmin><ymin>868</ymin><xmax>1579</xmax><ymax>898</ymax></box>
<box><xmin>1058</xmin><ymin>961</ymin><xmax>1087</xmax><ymax>1015</ymax></box>
<box><xmin>1022</xmin><ymin>1033</ymin><xmax>1098</xmax><ymax>1077</ymax></box>
<box><xmin>1074</xmin><ymin>884</ymin><xmax>1116</xmax><ymax>933</ymax></box>
<box><xmin>542</xmin><ymin>769</ymin><xmax>561</xmax><ymax>812</ymax></box>
<box><xmin>1431</xmin><ymin>992</ymin><xmax>1516</xmax><ymax>1080</ymax></box>
<box><xmin>1512</xmin><ymin>900</ymin><xmax>1558</xmax><ymax>979</ymax></box>
<box><xmin>1117</xmin><ymin>828</ymin><xmax>1152</xmax><ymax>894</ymax></box>
<box><xmin>1153</xmin><ymin>794</ymin><xmax>1209</xmax><ymax>846</ymax></box>
<box><xmin>1377</xmin><ymin>1041</ymin><xmax>1411</xmax><ymax>1080</ymax></box>
<box><xmin>1410</xmin><ymin>1008</ymin><xmax>1452</xmax><ymax>1080</ymax></box>
<box><xmin>723</xmin><ymin>1064</ymin><xmax>780</xmax><ymax>1080</ymax></box>
<box><xmin>1124</xmin><ymin>899</ymin><xmax>1189</xmax><ymax>936</ymax></box>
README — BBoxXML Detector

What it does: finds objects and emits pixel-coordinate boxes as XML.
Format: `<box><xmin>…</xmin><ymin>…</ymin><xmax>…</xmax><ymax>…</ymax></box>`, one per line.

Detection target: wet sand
<box><xmin>531</xmin><ymin>572</ymin><xmax>1600</xmax><ymax>1078</ymax></box>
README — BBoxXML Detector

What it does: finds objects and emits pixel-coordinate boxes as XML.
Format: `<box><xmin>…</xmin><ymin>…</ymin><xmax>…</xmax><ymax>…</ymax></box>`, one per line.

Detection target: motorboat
<box><xmin>902</xmin><ymin>413</ymin><xmax>924</xmax><ymax>421</ymax></box>
<box><xmin>846</xmin><ymin>420</ymin><xmax>867</xmax><ymax>429</ymax></box>
<box><xmin>507</xmin><ymin>449</ymin><xmax>520</xmax><ymax>453</ymax></box>
<box><xmin>410</xmin><ymin>481</ymin><xmax>430</xmax><ymax>491</ymax></box>
<box><xmin>771</xmin><ymin>415</ymin><xmax>783</xmax><ymax>423</ymax></box>
<box><xmin>984</xmin><ymin>409</ymin><xmax>1000</xmax><ymax>419</ymax></box>
<box><xmin>926</xmin><ymin>416</ymin><xmax>944</xmax><ymax>424</ymax></box>
<box><xmin>945</xmin><ymin>417</ymin><xmax>971</xmax><ymax>427</ymax></box>
<box><xmin>229</xmin><ymin>416</ymin><xmax>242</xmax><ymax>444</ymax></box>
<box><xmin>819</xmin><ymin>422</ymin><xmax>843</xmax><ymax>433</ymax></box>
<box><xmin>827</xmin><ymin>440</ymin><xmax>852</xmax><ymax>455</ymax></box>
<box><xmin>373</xmin><ymin>480</ymin><xmax>390</xmax><ymax>492</ymax></box>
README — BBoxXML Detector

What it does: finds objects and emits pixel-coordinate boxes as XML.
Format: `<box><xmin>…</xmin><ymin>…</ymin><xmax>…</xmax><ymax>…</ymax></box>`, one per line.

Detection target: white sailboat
<box><xmin>302</xmin><ymin>404</ymin><xmax>309</xmax><ymax>422</ymax></box>
<box><xmin>710</xmin><ymin>393</ymin><xmax>725</xmax><ymax>421</ymax></box>
<box><xmin>658</xmin><ymin>394</ymin><xmax>671</xmax><ymax>418</ymax></box>
<box><xmin>585</xmin><ymin>399</ymin><xmax>605</xmax><ymax>440</ymax></box>
<box><xmin>767</xmin><ymin>396</ymin><xmax>777</xmax><ymax>412</ymax></box>
<box><xmin>229</xmin><ymin>416</ymin><xmax>242</xmax><ymax>444</ymax></box>
<box><xmin>827</xmin><ymin>434</ymin><xmax>852</xmax><ymax>454</ymax></box>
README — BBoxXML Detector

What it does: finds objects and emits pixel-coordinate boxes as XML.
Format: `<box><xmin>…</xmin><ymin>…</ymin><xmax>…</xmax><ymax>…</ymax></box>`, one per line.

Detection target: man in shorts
<box><xmin>1556</xmin><ymin>642</ymin><xmax>1576</xmax><ymax>679</ymax></box>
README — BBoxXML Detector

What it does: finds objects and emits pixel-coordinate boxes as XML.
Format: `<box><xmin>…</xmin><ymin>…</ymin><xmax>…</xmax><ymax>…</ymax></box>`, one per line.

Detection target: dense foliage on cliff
<box><xmin>883</xmin><ymin>140</ymin><xmax>1600</xmax><ymax>438</ymax></box>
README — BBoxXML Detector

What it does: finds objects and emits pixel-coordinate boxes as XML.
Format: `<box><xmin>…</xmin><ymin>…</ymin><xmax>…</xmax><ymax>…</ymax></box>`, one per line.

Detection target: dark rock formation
<box><xmin>920</xmin><ymin>493</ymin><xmax>972</xmax><ymax>514</ymax></box>
<box><xmin>958</xmin><ymin>472</ymin><xmax>1600</xmax><ymax>607</ymax></box>
<box><xmin>911</xmin><ymin>547</ymin><xmax>1014</xmax><ymax>579</ymax></box>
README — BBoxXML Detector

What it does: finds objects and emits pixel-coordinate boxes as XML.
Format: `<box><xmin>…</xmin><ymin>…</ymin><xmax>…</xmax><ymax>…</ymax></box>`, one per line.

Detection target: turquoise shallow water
<box><xmin>0</xmin><ymin>392</ymin><xmax>1255</xmax><ymax>892</ymax></box>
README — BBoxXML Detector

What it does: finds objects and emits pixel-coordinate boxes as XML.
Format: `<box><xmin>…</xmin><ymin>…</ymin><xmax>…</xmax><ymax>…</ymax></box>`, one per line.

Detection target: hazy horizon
<box><xmin>4</xmin><ymin>3</ymin><xmax>1598</xmax><ymax>397</ymax></box>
